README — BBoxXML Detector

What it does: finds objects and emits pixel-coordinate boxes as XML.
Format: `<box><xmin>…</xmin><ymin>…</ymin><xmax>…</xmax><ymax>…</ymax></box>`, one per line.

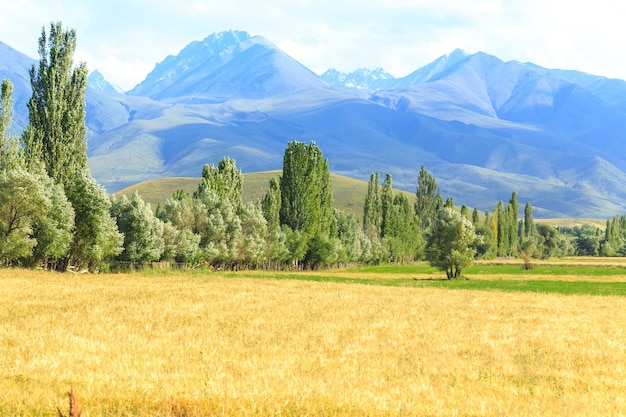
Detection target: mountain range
<box><xmin>2</xmin><ymin>30</ymin><xmax>626</xmax><ymax>218</ymax></box>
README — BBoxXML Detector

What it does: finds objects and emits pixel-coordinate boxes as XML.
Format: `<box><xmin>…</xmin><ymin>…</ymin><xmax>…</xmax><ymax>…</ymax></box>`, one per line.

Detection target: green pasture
<box><xmin>134</xmin><ymin>260</ymin><xmax>626</xmax><ymax>296</ymax></box>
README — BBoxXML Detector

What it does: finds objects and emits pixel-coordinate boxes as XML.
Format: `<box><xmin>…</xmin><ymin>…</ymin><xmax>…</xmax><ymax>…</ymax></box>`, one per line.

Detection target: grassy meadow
<box><xmin>2</xmin><ymin>262</ymin><xmax>626</xmax><ymax>416</ymax></box>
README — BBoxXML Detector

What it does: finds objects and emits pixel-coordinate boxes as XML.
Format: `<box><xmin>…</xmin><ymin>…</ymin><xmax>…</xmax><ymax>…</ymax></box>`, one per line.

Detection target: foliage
<box><xmin>426</xmin><ymin>208</ymin><xmax>478</xmax><ymax>279</ymax></box>
<box><xmin>0</xmin><ymin>79</ymin><xmax>13</xmax><ymax>147</ymax></box>
<box><xmin>0</xmin><ymin>168</ymin><xmax>50</xmax><ymax>265</ymax></box>
<box><xmin>111</xmin><ymin>193</ymin><xmax>165</xmax><ymax>262</ymax></box>
<box><xmin>414</xmin><ymin>165</ymin><xmax>441</xmax><ymax>231</ymax></box>
<box><xmin>21</xmin><ymin>22</ymin><xmax>88</xmax><ymax>188</ymax></box>
<box><xmin>279</xmin><ymin>141</ymin><xmax>333</xmax><ymax>238</ymax></box>
<box><xmin>362</xmin><ymin>172</ymin><xmax>422</xmax><ymax>264</ymax></box>
<box><xmin>195</xmin><ymin>157</ymin><xmax>244</xmax><ymax>207</ymax></box>
<box><xmin>362</xmin><ymin>172</ymin><xmax>382</xmax><ymax>236</ymax></box>
<box><xmin>261</xmin><ymin>177</ymin><xmax>281</xmax><ymax>233</ymax></box>
<box><xmin>27</xmin><ymin>175</ymin><xmax>74</xmax><ymax>269</ymax></box>
<box><xmin>66</xmin><ymin>170</ymin><xmax>123</xmax><ymax>271</ymax></box>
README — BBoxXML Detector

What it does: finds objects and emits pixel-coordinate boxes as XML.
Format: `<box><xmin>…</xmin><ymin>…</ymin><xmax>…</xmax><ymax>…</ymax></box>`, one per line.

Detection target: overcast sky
<box><xmin>1</xmin><ymin>0</ymin><xmax>624</xmax><ymax>91</ymax></box>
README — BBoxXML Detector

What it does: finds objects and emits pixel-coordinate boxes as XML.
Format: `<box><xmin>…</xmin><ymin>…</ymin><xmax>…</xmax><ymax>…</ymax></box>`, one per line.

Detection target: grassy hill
<box><xmin>115</xmin><ymin>171</ymin><xmax>416</xmax><ymax>219</ymax></box>
<box><xmin>115</xmin><ymin>172</ymin><xmax>606</xmax><ymax>229</ymax></box>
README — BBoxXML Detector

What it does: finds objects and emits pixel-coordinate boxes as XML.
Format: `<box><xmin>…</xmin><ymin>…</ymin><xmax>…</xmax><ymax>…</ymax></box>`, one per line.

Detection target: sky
<box><xmin>0</xmin><ymin>0</ymin><xmax>624</xmax><ymax>91</ymax></box>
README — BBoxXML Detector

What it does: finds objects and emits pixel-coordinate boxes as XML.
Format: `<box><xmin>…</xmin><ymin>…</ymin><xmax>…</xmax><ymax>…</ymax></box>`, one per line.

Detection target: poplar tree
<box><xmin>0</xmin><ymin>79</ymin><xmax>20</xmax><ymax>169</ymax></box>
<box><xmin>507</xmin><ymin>192</ymin><xmax>519</xmax><ymax>255</ymax></box>
<box><xmin>472</xmin><ymin>208</ymin><xmax>480</xmax><ymax>226</ymax></box>
<box><xmin>20</xmin><ymin>22</ymin><xmax>121</xmax><ymax>271</ymax></box>
<box><xmin>22</xmin><ymin>22</ymin><xmax>88</xmax><ymax>187</ymax></box>
<box><xmin>415</xmin><ymin>165</ymin><xmax>441</xmax><ymax>231</ymax></box>
<box><xmin>363</xmin><ymin>172</ymin><xmax>382</xmax><ymax>235</ymax></box>
<box><xmin>279</xmin><ymin>141</ymin><xmax>333</xmax><ymax>238</ymax></box>
<box><xmin>523</xmin><ymin>202</ymin><xmax>535</xmax><ymax>238</ymax></box>
<box><xmin>261</xmin><ymin>177</ymin><xmax>281</xmax><ymax>233</ymax></box>
<box><xmin>380</xmin><ymin>173</ymin><xmax>393</xmax><ymax>237</ymax></box>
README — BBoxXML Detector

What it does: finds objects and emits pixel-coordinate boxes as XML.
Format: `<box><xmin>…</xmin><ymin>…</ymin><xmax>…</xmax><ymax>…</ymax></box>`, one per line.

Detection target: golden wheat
<box><xmin>1</xmin><ymin>269</ymin><xmax>625</xmax><ymax>416</ymax></box>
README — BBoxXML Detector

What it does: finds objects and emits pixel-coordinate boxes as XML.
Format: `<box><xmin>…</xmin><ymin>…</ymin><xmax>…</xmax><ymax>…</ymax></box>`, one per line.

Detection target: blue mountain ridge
<box><xmin>2</xmin><ymin>31</ymin><xmax>626</xmax><ymax>218</ymax></box>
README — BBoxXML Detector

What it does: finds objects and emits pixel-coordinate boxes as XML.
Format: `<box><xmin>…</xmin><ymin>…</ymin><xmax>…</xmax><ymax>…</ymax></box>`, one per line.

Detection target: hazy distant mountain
<box><xmin>320</xmin><ymin>50</ymin><xmax>469</xmax><ymax>92</ymax></box>
<box><xmin>321</xmin><ymin>67</ymin><xmax>394</xmax><ymax>91</ymax></box>
<box><xmin>128</xmin><ymin>30</ymin><xmax>327</xmax><ymax>101</ymax></box>
<box><xmin>88</xmin><ymin>70</ymin><xmax>124</xmax><ymax>94</ymax></box>
<box><xmin>0</xmin><ymin>40</ymin><xmax>34</xmax><ymax>134</ymax></box>
<box><xmin>4</xmin><ymin>31</ymin><xmax>626</xmax><ymax>218</ymax></box>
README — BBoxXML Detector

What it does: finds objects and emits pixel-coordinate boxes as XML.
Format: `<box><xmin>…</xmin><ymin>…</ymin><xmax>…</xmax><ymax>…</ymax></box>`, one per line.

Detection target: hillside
<box><xmin>3</xmin><ymin>30</ymin><xmax>626</xmax><ymax>218</ymax></box>
<box><xmin>115</xmin><ymin>171</ymin><xmax>415</xmax><ymax>219</ymax></box>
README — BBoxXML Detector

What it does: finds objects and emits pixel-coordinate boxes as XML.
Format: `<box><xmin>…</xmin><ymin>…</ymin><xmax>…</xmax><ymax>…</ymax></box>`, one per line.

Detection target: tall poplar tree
<box><xmin>20</xmin><ymin>22</ymin><xmax>121</xmax><ymax>271</ymax></box>
<box><xmin>415</xmin><ymin>165</ymin><xmax>441</xmax><ymax>231</ymax></box>
<box><xmin>22</xmin><ymin>22</ymin><xmax>88</xmax><ymax>188</ymax></box>
<box><xmin>261</xmin><ymin>177</ymin><xmax>281</xmax><ymax>233</ymax></box>
<box><xmin>523</xmin><ymin>202</ymin><xmax>535</xmax><ymax>238</ymax></box>
<box><xmin>0</xmin><ymin>79</ymin><xmax>20</xmax><ymax>169</ymax></box>
<box><xmin>380</xmin><ymin>173</ymin><xmax>394</xmax><ymax>237</ymax></box>
<box><xmin>279</xmin><ymin>141</ymin><xmax>333</xmax><ymax>238</ymax></box>
<box><xmin>363</xmin><ymin>172</ymin><xmax>382</xmax><ymax>235</ymax></box>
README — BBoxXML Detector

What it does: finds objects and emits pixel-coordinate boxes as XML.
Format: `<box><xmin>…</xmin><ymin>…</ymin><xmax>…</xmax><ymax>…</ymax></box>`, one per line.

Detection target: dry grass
<box><xmin>1</xmin><ymin>268</ymin><xmax>626</xmax><ymax>416</ymax></box>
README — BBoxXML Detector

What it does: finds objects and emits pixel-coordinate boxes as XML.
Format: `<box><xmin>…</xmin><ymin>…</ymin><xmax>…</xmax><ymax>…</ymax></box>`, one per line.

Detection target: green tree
<box><xmin>237</xmin><ymin>202</ymin><xmax>268</xmax><ymax>268</ymax></box>
<box><xmin>27</xmin><ymin>175</ymin><xmax>74</xmax><ymax>269</ymax></box>
<box><xmin>261</xmin><ymin>177</ymin><xmax>281</xmax><ymax>233</ymax></box>
<box><xmin>157</xmin><ymin>195</ymin><xmax>202</xmax><ymax>264</ymax></box>
<box><xmin>523</xmin><ymin>202</ymin><xmax>535</xmax><ymax>238</ymax></box>
<box><xmin>195</xmin><ymin>157</ymin><xmax>243</xmax><ymax>207</ymax></box>
<box><xmin>111</xmin><ymin>193</ymin><xmax>165</xmax><ymax>263</ymax></box>
<box><xmin>472</xmin><ymin>208</ymin><xmax>480</xmax><ymax>226</ymax></box>
<box><xmin>22</xmin><ymin>22</ymin><xmax>88</xmax><ymax>188</ymax></box>
<box><xmin>385</xmin><ymin>193</ymin><xmax>422</xmax><ymax>263</ymax></box>
<box><xmin>535</xmin><ymin>223</ymin><xmax>573</xmax><ymax>259</ymax></box>
<box><xmin>0</xmin><ymin>78</ymin><xmax>13</xmax><ymax>146</ymax></box>
<box><xmin>279</xmin><ymin>141</ymin><xmax>333</xmax><ymax>238</ymax></box>
<box><xmin>380</xmin><ymin>173</ymin><xmax>394</xmax><ymax>237</ymax></box>
<box><xmin>363</xmin><ymin>172</ymin><xmax>382</xmax><ymax>236</ymax></box>
<box><xmin>0</xmin><ymin>168</ymin><xmax>50</xmax><ymax>265</ymax></box>
<box><xmin>415</xmin><ymin>165</ymin><xmax>441</xmax><ymax>231</ymax></box>
<box><xmin>505</xmin><ymin>192</ymin><xmax>519</xmax><ymax>255</ymax></box>
<box><xmin>0</xmin><ymin>79</ymin><xmax>21</xmax><ymax>170</ymax></box>
<box><xmin>426</xmin><ymin>208</ymin><xmax>478</xmax><ymax>279</ymax></box>
<box><xmin>333</xmin><ymin>209</ymin><xmax>364</xmax><ymax>263</ymax></box>
<box><xmin>575</xmin><ymin>224</ymin><xmax>601</xmax><ymax>256</ymax></box>
<box><xmin>66</xmin><ymin>171</ymin><xmax>123</xmax><ymax>271</ymax></box>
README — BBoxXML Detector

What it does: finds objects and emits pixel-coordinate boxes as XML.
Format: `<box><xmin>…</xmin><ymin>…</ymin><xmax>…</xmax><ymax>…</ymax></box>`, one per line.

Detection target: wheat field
<box><xmin>1</xmin><ymin>269</ymin><xmax>625</xmax><ymax>416</ymax></box>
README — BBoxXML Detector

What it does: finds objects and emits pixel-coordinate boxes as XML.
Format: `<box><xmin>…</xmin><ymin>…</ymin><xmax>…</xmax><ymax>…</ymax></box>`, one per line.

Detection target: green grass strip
<box><xmin>228</xmin><ymin>272</ymin><xmax>626</xmax><ymax>296</ymax></box>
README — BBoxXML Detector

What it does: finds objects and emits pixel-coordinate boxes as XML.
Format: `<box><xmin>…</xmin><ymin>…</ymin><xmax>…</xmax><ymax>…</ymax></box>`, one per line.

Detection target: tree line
<box><xmin>0</xmin><ymin>22</ymin><xmax>623</xmax><ymax>276</ymax></box>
